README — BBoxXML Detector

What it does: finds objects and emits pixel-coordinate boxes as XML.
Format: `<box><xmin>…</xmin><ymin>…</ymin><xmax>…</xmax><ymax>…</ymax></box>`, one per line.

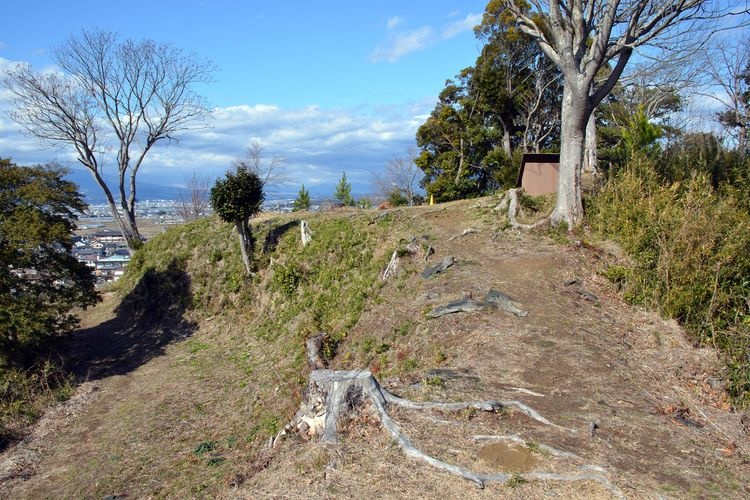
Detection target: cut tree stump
<box><xmin>276</xmin><ymin>368</ymin><xmax>621</xmax><ymax>495</ymax></box>
<box><xmin>300</xmin><ymin>220</ymin><xmax>313</xmax><ymax>246</ymax></box>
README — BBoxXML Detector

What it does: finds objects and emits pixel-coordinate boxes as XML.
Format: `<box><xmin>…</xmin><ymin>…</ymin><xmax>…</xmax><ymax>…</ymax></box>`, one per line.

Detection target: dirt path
<box><xmin>247</xmin><ymin>203</ymin><xmax>749</xmax><ymax>497</ymax></box>
<box><xmin>1</xmin><ymin>201</ymin><xmax>748</xmax><ymax>498</ymax></box>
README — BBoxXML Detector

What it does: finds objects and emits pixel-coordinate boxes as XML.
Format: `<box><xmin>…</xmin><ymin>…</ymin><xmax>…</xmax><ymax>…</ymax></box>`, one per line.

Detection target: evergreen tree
<box><xmin>210</xmin><ymin>165</ymin><xmax>264</xmax><ymax>275</ymax></box>
<box><xmin>334</xmin><ymin>172</ymin><xmax>354</xmax><ymax>206</ymax></box>
<box><xmin>0</xmin><ymin>159</ymin><xmax>99</xmax><ymax>367</ymax></box>
<box><xmin>293</xmin><ymin>184</ymin><xmax>311</xmax><ymax>211</ymax></box>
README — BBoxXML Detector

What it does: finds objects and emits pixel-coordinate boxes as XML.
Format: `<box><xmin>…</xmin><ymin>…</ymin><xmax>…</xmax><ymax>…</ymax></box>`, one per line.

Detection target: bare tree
<box><xmin>233</xmin><ymin>141</ymin><xmax>288</xmax><ymax>191</ymax></box>
<box><xmin>373</xmin><ymin>147</ymin><xmax>423</xmax><ymax>205</ymax></box>
<box><xmin>518</xmin><ymin>57</ymin><xmax>562</xmax><ymax>153</ymax></box>
<box><xmin>178</xmin><ymin>171</ymin><xmax>212</xmax><ymax>221</ymax></box>
<box><xmin>702</xmin><ymin>37</ymin><xmax>750</xmax><ymax>154</ymax></box>
<box><xmin>3</xmin><ymin>29</ymin><xmax>214</xmax><ymax>253</ymax></box>
<box><xmin>502</xmin><ymin>0</ymin><xmax>741</xmax><ymax>226</ymax></box>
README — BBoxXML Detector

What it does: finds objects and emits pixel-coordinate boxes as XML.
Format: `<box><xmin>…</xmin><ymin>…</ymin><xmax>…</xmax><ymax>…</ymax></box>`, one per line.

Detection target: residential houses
<box><xmin>72</xmin><ymin>229</ymin><xmax>131</xmax><ymax>286</ymax></box>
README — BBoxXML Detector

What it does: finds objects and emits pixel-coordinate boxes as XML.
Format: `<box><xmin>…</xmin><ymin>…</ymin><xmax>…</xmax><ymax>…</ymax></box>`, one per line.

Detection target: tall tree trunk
<box><xmin>503</xmin><ymin>128</ymin><xmax>512</xmax><ymax>157</ymax></box>
<box><xmin>583</xmin><ymin>112</ymin><xmax>598</xmax><ymax>175</ymax></box>
<box><xmin>551</xmin><ymin>85</ymin><xmax>589</xmax><ymax>227</ymax></box>
<box><xmin>88</xmin><ymin>167</ymin><xmax>140</xmax><ymax>255</ymax></box>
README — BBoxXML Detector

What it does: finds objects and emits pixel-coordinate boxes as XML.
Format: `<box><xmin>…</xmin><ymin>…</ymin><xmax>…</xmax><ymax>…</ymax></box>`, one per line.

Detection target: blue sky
<box><xmin>0</xmin><ymin>1</ymin><xmax>489</xmax><ymax>201</ymax></box>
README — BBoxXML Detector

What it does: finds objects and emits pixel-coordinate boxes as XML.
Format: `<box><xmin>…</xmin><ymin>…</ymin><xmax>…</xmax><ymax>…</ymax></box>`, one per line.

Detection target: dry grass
<box><xmin>1</xmin><ymin>200</ymin><xmax>748</xmax><ymax>498</ymax></box>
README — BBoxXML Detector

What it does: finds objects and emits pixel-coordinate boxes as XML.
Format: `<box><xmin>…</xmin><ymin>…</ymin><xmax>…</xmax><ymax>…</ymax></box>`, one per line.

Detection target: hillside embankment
<box><xmin>1</xmin><ymin>198</ymin><xmax>747</xmax><ymax>498</ymax></box>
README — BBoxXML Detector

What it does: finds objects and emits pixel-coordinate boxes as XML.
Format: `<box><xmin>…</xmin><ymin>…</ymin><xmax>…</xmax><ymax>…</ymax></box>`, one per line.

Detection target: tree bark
<box><xmin>502</xmin><ymin>128</ymin><xmax>512</xmax><ymax>157</ymax></box>
<box><xmin>583</xmin><ymin>112</ymin><xmax>598</xmax><ymax>175</ymax></box>
<box><xmin>551</xmin><ymin>85</ymin><xmax>589</xmax><ymax>226</ymax></box>
<box><xmin>236</xmin><ymin>219</ymin><xmax>253</xmax><ymax>275</ymax></box>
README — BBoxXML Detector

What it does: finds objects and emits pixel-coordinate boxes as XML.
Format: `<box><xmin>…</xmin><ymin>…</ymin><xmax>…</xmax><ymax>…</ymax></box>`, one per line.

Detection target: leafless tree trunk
<box><xmin>3</xmin><ymin>29</ymin><xmax>214</xmax><ymax>254</ymax></box>
<box><xmin>583</xmin><ymin>112</ymin><xmax>598</xmax><ymax>175</ymax></box>
<box><xmin>503</xmin><ymin>0</ymin><xmax>737</xmax><ymax>226</ymax></box>
<box><xmin>178</xmin><ymin>172</ymin><xmax>212</xmax><ymax>221</ymax></box>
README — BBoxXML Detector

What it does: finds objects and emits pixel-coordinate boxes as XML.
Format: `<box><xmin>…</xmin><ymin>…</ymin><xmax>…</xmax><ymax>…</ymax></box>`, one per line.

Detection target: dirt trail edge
<box><xmin>1</xmin><ymin>201</ymin><xmax>748</xmax><ymax>499</ymax></box>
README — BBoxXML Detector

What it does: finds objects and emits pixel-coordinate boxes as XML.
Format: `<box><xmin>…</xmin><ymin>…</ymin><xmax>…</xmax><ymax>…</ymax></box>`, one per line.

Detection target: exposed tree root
<box><xmin>447</xmin><ymin>228</ymin><xmax>479</xmax><ymax>241</ymax></box>
<box><xmin>506</xmin><ymin>188</ymin><xmax>551</xmax><ymax>230</ymax></box>
<box><xmin>276</xmin><ymin>368</ymin><xmax>624</xmax><ymax>494</ymax></box>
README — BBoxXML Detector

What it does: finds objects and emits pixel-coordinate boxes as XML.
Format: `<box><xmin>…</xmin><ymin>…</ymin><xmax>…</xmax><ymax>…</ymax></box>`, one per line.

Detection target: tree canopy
<box><xmin>415</xmin><ymin>1</ymin><xmax>561</xmax><ymax>202</ymax></box>
<box><xmin>210</xmin><ymin>165</ymin><xmax>264</xmax><ymax>275</ymax></box>
<box><xmin>293</xmin><ymin>185</ymin><xmax>311</xmax><ymax>211</ymax></box>
<box><xmin>334</xmin><ymin>172</ymin><xmax>354</xmax><ymax>206</ymax></box>
<box><xmin>0</xmin><ymin>159</ymin><xmax>98</xmax><ymax>368</ymax></box>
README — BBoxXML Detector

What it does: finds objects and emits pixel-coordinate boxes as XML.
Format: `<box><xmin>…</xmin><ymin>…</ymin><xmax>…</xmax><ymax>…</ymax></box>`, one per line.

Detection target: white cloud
<box><xmin>386</xmin><ymin>16</ymin><xmax>404</xmax><ymax>30</ymax></box>
<box><xmin>369</xmin><ymin>26</ymin><xmax>434</xmax><ymax>63</ymax></box>
<box><xmin>370</xmin><ymin>12</ymin><xmax>481</xmax><ymax>63</ymax></box>
<box><xmin>0</xmin><ymin>85</ymin><xmax>428</xmax><ymax>198</ymax></box>
<box><xmin>442</xmin><ymin>13</ymin><xmax>482</xmax><ymax>40</ymax></box>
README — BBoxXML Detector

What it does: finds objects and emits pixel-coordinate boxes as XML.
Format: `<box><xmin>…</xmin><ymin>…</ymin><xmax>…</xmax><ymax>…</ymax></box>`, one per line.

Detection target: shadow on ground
<box><xmin>263</xmin><ymin>219</ymin><xmax>299</xmax><ymax>254</ymax></box>
<box><xmin>66</xmin><ymin>259</ymin><xmax>197</xmax><ymax>380</ymax></box>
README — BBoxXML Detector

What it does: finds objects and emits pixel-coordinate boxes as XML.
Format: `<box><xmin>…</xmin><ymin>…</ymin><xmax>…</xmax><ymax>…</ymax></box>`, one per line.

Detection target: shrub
<box><xmin>589</xmin><ymin>161</ymin><xmax>750</xmax><ymax>406</ymax></box>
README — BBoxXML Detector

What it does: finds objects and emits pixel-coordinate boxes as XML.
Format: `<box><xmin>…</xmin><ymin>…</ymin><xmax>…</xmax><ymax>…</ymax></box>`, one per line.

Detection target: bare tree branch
<box><xmin>3</xmin><ymin>28</ymin><xmax>214</xmax><ymax>253</ymax></box>
<box><xmin>233</xmin><ymin>141</ymin><xmax>289</xmax><ymax>191</ymax></box>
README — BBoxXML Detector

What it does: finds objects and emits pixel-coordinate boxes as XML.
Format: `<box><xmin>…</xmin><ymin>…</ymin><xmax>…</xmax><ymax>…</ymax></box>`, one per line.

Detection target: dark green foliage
<box><xmin>415</xmin><ymin>1</ymin><xmax>561</xmax><ymax>202</ymax></box>
<box><xmin>590</xmin><ymin>162</ymin><xmax>750</xmax><ymax>406</ymax></box>
<box><xmin>388</xmin><ymin>190</ymin><xmax>409</xmax><ymax>206</ymax></box>
<box><xmin>292</xmin><ymin>184</ymin><xmax>311</xmax><ymax>211</ymax></box>
<box><xmin>210</xmin><ymin>165</ymin><xmax>264</xmax><ymax>274</ymax></box>
<box><xmin>210</xmin><ymin>165</ymin><xmax>264</xmax><ymax>226</ymax></box>
<box><xmin>0</xmin><ymin>159</ymin><xmax>98</xmax><ymax>367</ymax></box>
<box><xmin>334</xmin><ymin>172</ymin><xmax>354</xmax><ymax>206</ymax></box>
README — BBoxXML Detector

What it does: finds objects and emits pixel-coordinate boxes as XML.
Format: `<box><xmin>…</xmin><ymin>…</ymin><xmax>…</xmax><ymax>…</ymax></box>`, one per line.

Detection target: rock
<box><xmin>564</xmin><ymin>278</ymin><xmax>579</xmax><ymax>286</ymax></box>
<box><xmin>421</xmin><ymin>256</ymin><xmax>455</xmax><ymax>279</ymax></box>
<box><xmin>706</xmin><ymin>377</ymin><xmax>724</xmax><ymax>391</ymax></box>
<box><xmin>589</xmin><ymin>420</ymin><xmax>600</xmax><ymax>438</ymax></box>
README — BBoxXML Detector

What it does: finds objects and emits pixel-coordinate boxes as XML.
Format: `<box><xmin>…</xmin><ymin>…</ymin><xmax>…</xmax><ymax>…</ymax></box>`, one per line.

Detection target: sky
<box><xmin>0</xmin><ymin>1</ymin><xmax>490</xmax><ymax>201</ymax></box>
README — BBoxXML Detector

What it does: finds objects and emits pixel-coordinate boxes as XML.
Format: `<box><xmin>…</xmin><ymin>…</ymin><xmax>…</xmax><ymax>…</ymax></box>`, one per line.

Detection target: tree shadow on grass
<box><xmin>66</xmin><ymin>258</ymin><xmax>197</xmax><ymax>381</ymax></box>
<box><xmin>262</xmin><ymin>219</ymin><xmax>299</xmax><ymax>254</ymax></box>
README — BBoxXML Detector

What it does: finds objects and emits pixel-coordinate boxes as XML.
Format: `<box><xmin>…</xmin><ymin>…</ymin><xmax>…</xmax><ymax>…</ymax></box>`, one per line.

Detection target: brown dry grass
<box><xmin>1</xmin><ymin>199</ymin><xmax>748</xmax><ymax>499</ymax></box>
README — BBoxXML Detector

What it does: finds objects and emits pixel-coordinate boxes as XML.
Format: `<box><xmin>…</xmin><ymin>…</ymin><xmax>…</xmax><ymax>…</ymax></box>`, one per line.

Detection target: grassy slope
<box><xmin>3</xmin><ymin>200</ymin><xmax>748</xmax><ymax>498</ymax></box>
<box><xmin>61</xmin><ymin>209</ymin><xmax>405</xmax><ymax>497</ymax></box>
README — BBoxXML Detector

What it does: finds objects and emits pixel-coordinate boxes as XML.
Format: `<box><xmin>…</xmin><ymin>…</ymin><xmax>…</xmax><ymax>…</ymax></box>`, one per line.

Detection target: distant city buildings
<box><xmin>72</xmin><ymin>196</ymin><xmax>357</xmax><ymax>286</ymax></box>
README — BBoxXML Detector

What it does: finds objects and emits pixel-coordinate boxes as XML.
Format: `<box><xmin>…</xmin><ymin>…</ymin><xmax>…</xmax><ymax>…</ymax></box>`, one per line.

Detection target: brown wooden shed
<box><xmin>516</xmin><ymin>153</ymin><xmax>560</xmax><ymax>196</ymax></box>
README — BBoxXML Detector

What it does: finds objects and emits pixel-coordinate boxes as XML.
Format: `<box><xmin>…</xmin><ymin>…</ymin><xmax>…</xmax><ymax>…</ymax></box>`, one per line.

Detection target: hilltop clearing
<box><xmin>1</xmin><ymin>198</ymin><xmax>747</xmax><ymax>498</ymax></box>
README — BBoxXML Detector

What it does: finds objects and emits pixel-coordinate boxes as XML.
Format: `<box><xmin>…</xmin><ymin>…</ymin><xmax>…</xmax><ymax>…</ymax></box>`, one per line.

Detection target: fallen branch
<box><xmin>421</xmin><ymin>256</ymin><xmax>455</xmax><ymax>279</ymax></box>
<box><xmin>382</xmin><ymin>251</ymin><xmax>400</xmax><ymax>280</ymax></box>
<box><xmin>427</xmin><ymin>289</ymin><xmax>528</xmax><ymax>318</ymax></box>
